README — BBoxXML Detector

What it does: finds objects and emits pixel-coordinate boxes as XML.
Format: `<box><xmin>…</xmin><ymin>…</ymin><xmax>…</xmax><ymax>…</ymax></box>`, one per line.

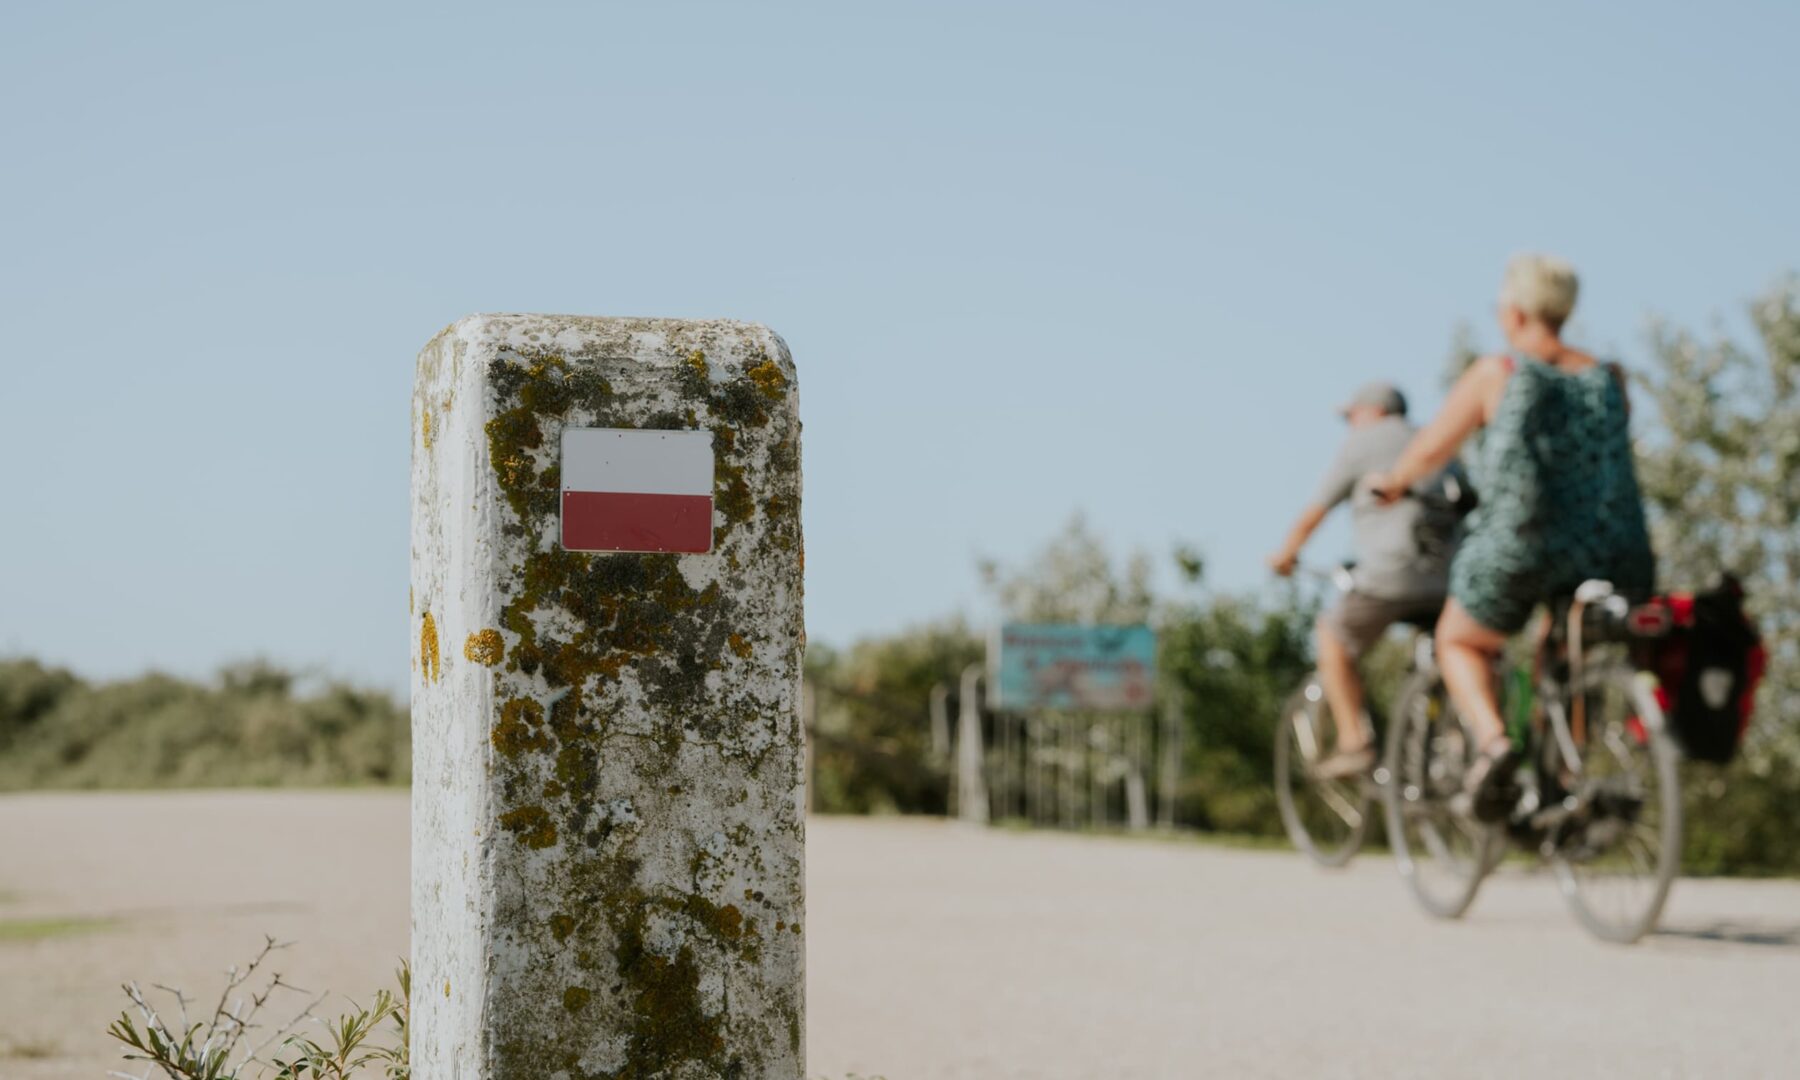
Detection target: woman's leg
<box><xmin>1435</xmin><ymin>599</ymin><xmax>1510</xmax><ymax>753</ymax></box>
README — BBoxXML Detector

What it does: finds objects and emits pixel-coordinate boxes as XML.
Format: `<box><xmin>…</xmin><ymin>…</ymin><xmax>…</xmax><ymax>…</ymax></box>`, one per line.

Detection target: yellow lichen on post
<box><xmin>420</xmin><ymin>611</ymin><xmax>441</xmax><ymax>683</ymax></box>
<box><xmin>745</xmin><ymin>355</ymin><xmax>787</xmax><ymax>400</ymax></box>
<box><xmin>464</xmin><ymin>628</ymin><xmax>504</xmax><ymax>666</ymax></box>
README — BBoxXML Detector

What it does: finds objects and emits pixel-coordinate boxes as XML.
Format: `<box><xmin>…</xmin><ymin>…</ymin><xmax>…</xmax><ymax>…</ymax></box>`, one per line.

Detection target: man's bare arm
<box><xmin>1268</xmin><ymin>502</ymin><xmax>1329</xmax><ymax>576</ymax></box>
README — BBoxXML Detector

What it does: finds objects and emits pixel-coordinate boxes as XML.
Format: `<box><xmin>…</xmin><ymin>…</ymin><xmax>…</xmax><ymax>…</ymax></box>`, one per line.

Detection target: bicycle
<box><xmin>1386</xmin><ymin>579</ymin><xmax>1682</xmax><ymax>943</ymax></box>
<box><xmin>1277</xmin><ymin>572</ymin><xmax>1682</xmax><ymax>942</ymax></box>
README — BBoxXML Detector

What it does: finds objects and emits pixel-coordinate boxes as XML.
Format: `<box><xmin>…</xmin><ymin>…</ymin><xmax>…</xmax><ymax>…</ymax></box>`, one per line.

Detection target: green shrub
<box><xmin>0</xmin><ymin>660</ymin><xmax>408</xmax><ymax>791</ymax></box>
<box><xmin>1682</xmin><ymin>756</ymin><xmax>1800</xmax><ymax>877</ymax></box>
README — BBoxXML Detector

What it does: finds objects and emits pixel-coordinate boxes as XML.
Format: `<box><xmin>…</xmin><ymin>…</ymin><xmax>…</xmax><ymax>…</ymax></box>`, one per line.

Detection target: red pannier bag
<box><xmin>1623</xmin><ymin>575</ymin><xmax>1767</xmax><ymax>764</ymax></box>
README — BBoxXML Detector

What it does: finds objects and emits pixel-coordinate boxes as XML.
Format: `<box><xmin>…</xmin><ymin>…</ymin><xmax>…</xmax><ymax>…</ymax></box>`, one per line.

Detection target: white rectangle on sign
<box><xmin>560</xmin><ymin>428</ymin><xmax>715</xmax><ymax>554</ymax></box>
<box><xmin>561</xmin><ymin>428</ymin><xmax>715</xmax><ymax>495</ymax></box>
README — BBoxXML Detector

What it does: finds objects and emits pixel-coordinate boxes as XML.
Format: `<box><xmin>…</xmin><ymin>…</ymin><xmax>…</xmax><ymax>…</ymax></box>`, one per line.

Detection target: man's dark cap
<box><xmin>1340</xmin><ymin>381</ymin><xmax>1406</xmax><ymax>417</ymax></box>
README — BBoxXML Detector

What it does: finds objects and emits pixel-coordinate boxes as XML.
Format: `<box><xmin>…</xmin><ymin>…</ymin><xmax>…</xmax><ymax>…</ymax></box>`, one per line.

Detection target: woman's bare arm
<box><xmin>1372</xmin><ymin>356</ymin><xmax>1507</xmax><ymax>500</ymax></box>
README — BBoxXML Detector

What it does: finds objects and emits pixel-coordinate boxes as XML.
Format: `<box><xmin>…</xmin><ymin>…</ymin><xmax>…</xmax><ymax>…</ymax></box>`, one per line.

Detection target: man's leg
<box><xmin>1315</xmin><ymin>615</ymin><xmax>1371</xmax><ymax>751</ymax></box>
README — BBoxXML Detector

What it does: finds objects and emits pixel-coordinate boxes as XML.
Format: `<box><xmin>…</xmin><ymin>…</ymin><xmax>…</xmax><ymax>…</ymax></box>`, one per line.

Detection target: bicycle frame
<box><xmin>1504</xmin><ymin>579</ymin><xmax>1667</xmax><ymax>843</ymax></box>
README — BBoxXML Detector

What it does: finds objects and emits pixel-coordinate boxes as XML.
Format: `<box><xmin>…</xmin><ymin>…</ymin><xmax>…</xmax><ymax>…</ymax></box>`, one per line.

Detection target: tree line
<box><xmin>3</xmin><ymin>279</ymin><xmax>1794</xmax><ymax>872</ymax></box>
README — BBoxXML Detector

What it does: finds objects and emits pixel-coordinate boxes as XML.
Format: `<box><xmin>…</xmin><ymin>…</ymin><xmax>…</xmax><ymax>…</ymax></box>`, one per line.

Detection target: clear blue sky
<box><xmin>3</xmin><ymin>1</ymin><xmax>1796</xmax><ymax>692</ymax></box>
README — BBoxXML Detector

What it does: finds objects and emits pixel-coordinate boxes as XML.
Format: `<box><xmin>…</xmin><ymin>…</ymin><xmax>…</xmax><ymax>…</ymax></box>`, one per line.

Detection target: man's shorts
<box><xmin>1320</xmin><ymin>591</ymin><xmax>1444</xmax><ymax>660</ymax></box>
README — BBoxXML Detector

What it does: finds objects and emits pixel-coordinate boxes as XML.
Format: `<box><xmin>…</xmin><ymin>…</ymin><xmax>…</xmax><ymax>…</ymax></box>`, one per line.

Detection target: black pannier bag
<box><xmin>1622</xmin><ymin>575</ymin><xmax>1767</xmax><ymax>764</ymax></box>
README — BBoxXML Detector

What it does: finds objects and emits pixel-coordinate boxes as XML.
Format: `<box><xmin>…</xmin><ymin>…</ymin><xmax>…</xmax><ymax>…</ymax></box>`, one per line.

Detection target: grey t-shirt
<box><xmin>1314</xmin><ymin>415</ymin><xmax>1459</xmax><ymax>600</ymax></box>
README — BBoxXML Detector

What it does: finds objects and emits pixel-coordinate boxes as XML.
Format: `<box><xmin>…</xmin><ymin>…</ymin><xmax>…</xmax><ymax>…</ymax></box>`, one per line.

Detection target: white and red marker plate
<box><xmin>559</xmin><ymin>428</ymin><xmax>714</xmax><ymax>554</ymax></box>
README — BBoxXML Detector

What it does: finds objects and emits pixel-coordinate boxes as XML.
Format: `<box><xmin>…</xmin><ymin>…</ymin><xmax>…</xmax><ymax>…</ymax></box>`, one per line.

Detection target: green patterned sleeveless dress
<box><xmin>1448</xmin><ymin>353</ymin><xmax>1656</xmax><ymax>633</ymax></box>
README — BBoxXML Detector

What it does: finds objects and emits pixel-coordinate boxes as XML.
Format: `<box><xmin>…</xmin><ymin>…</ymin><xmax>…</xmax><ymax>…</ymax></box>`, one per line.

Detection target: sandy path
<box><xmin>2</xmin><ymin>792</ymin><xmax>1798</xmax><ymax>1078</ymax></box>
<box><xmin>0</xmin><ymin>792</ymin><xmax>410</xmax><ymax>1079</ymax></box>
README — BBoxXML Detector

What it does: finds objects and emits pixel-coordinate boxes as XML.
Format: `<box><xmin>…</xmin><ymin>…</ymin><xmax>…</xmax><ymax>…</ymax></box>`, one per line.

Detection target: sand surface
<box><xmin>3</xmin><ymin>792</ymin><xmax>1798</xmax><ymax>1078</ymax></box>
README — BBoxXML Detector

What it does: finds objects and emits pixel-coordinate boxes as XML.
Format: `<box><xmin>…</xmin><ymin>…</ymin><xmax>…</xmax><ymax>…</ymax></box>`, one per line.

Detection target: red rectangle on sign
<box><xmin>560</xmin><ymin>491</ymin><xmax>714</xmax><ymax>553</ymax></box>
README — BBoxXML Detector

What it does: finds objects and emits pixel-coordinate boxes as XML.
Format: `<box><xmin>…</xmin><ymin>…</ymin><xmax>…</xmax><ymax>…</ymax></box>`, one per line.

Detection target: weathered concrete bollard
<box><xmin>410</xmin><ymin>315</ymin><xmax>804</xmax><ymax>1078</ymax></box>
<box><xmin>956</xmin><ymin>663</ymin><xmax>989</xmax><ymax>824</ymax></box>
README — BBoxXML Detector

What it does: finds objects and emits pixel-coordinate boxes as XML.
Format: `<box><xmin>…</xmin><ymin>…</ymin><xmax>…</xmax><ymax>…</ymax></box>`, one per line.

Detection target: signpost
<box><xmin>411</xmin><ymin>315</ymin><xmax>804</xmax><ymax>1079</ymax></box>
<box><xmin>957</xmin><ymin>623</ymin><xmax>1160</xmax><ymax>830</ymax></box>
<box><xmin>990</xmin><ymin>623</ymin><xmax>1157</xmax><ymax>712</ymax></box>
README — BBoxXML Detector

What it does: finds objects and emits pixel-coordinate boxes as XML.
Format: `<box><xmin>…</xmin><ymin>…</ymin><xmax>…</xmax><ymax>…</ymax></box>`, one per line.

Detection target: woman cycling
<box><xmin>1368</xmin><ymin>254</ymin><xmax>1655</xmax><ymax>819</ymax></box>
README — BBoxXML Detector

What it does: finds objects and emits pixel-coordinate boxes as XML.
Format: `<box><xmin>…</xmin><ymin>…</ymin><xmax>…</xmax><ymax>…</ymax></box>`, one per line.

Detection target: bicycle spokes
<box><xmin>1385</xmin><ymin>678</ymin><xmax>1501</xmax><ymax>919</ymax></box>
<box><xmin>1312</xmin><ymin>778</ymin><xmax>1366</xmax><ymax>830</ymax></box>
<box><xmin>1275</xmin><ymin>687</ymin><xmax>1372</xmax><ymax>868</ymax></box>
<box><xmin>1550</xmin><ymin>666</ymin><xmax>1682</xmax><ymax>944</ymax></box>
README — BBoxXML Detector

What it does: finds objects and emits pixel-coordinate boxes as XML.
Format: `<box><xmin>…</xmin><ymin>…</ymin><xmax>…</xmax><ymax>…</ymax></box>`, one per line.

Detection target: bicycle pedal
<box><xmin>1471</xmin><ymin>782</ymin><xmax>1522</xmax><ymax>825</ymax></box>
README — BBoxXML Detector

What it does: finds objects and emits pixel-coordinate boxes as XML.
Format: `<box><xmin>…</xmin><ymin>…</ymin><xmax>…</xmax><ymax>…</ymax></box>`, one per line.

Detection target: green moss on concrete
<box><xmin>492</xmin><ymin>697</ymin><xmax>549</xmax><ymax>758</ymax></box>
<box><xmin>714</xmin><ymin>458</ymin><xmax>755</xmax><ymax>538</ymax></box>
<box><xmin>498</xmin><ymin>805</ymin><xmax>557</xmax><ymax>849</ymax></box>
<box><xmin>483</xmin><ymin>353</ymin><xmax>614</xmax><ymax>524</ymax></box>
<box><xmin>612</xmin><ymin>910</ymin><xmax>725</xmax><ymax>1075</ymax></box>
<box><xmin>475</xmin><ymin>332</ymin><xmax>803</xmax><ymax>1077</ymax></box>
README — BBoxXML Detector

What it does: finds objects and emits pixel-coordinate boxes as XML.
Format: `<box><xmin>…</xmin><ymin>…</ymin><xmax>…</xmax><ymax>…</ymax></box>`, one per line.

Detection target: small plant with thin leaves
<box><xmin>269</xmin><ymin>963</ymin><xmax>409</xmax><ymax>1080</ymax></box>
<box><xmin>107</xmin><ymin>937</ymin><xmax>409</xmax><ymax>1080</ymax></box>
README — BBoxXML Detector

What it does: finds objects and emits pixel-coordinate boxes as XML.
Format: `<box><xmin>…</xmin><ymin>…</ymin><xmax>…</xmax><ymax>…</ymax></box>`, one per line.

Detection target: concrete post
<box><xmin>1157</xmin><ymin>687</ymin><xmax>1183</xmax><ymax>830</ymax></box>
<box><xmin>1089</xmin><ymin>720</ymin><xmax>1105</xmax><ymax>830</ymax></box>
<box><xmin>928</xmin><ymin>682</ymin><xmax>951</xmax><ymax>762</ymax></box>
<box><xmin>955</xmin><ymin>663</ymin><xmax>989</xmax><ymax>824</ymax></box>
<box><xmin>410</xmin><ymin>315</ymin><xmax>804</xmax><ymax>1079</ymax></box>
<box><xmin>1125</xmin><ymin>716</ymin><xmax>1150</xmax><ymax>831</ymax></box>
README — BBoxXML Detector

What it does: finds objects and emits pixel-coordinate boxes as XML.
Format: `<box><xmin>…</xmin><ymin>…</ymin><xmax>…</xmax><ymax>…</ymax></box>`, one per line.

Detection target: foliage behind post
<box><xmin>1635</xmin><ymin>277</ymin><xmax>1800</xmax><ymax>762</ymax></box>
<box><xmin>977</xmin><ymin>513</ymin><xmax>1155</xmax><ymax>624</ymax></box>
<box><xmin>805</xmin><ymin>622</ymin><xmax>982</xmax><ymax>814</ymax></box>
<box><xmin>1158</xmin><ymin>584</ymin><xmax>1317</xmax><ymax>833</ymax></box>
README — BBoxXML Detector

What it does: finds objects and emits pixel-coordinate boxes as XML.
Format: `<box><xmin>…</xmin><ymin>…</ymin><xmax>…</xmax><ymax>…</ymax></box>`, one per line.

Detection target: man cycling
<box><xmin>1268</xmin><ymin>382</ymin><xmax>1462</xmax><ymax>779</ymax></box>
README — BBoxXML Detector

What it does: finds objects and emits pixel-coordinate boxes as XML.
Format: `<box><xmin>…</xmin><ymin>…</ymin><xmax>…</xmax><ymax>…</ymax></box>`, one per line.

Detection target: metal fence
<box><xmin>804</xmin><ymin>668</ymin><xmax>1184</xmax><ymax>831</ymax></box>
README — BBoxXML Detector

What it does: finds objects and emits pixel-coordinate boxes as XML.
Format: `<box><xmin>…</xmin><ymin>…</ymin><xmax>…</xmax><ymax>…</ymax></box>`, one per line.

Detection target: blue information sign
<box><xmin>991</xmin><ymin>623</ymin><xmax>1157</xmax><ymax>711</ymax></box>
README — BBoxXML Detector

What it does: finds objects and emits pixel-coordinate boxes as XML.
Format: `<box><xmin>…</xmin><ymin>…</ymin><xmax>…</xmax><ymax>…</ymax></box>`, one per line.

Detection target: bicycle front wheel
<box><xmin>1382</xmin><ymin>671</ymin><xmax>1502</xmax><ymax>919</ymax></box>
<box><xmin>1548</xmin><ymin>662</ymin><xmax>1683</xmax><ymax>944</ymax></box>
<box><xmin>1273</xmin><ymin>681</ymin><xmax>1371</xmax><ymax>868</ymax></box>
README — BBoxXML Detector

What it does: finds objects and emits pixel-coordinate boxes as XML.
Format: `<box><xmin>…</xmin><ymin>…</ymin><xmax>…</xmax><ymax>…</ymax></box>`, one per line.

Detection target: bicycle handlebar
<box><xmin>1370</xmin><ymin>473</ymin><xmax>1479</xmax><ymax>515</ymax></box>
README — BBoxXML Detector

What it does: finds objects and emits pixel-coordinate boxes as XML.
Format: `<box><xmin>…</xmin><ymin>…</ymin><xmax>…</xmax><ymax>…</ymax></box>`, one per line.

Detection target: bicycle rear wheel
<box><xmin>1383</xmin><ymin>671</ymin><xmax>1502</xmax><ymax>919</ymax></box>
<box><xmin>1548</xmin><ymin>662</ymin><xmax>1682</xmax><ymax>944</ymax></box>
<box><xmin>1274</xmin><ymin>680</ymin><xmax>1371</xmax><ymax>868</ymax></box>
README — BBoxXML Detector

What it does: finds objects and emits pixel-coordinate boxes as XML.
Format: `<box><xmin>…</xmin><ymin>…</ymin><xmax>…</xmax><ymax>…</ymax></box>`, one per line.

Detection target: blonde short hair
<box><xmin>1499</xmin><ymin>253</ymin><xmax>1579</xmax><ymax>329</ymax></box>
